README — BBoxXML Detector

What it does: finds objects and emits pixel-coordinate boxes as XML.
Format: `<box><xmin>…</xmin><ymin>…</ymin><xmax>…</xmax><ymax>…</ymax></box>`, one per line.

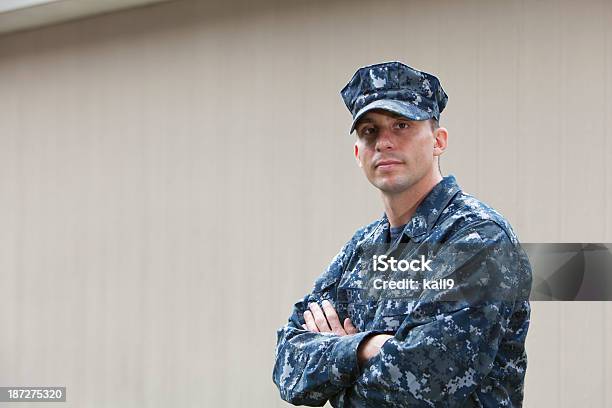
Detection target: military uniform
<box><xmin>273</xmin><ymin>62</ymin><xmax>532</xmax><ymax>407</ymax></box>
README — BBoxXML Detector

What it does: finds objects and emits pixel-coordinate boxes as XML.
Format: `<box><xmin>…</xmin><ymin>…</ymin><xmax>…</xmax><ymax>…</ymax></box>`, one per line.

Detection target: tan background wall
<box><xmin>0</xmin><ymin>0</ymin><xmax>611</xmax><ymax>406</ymax></box>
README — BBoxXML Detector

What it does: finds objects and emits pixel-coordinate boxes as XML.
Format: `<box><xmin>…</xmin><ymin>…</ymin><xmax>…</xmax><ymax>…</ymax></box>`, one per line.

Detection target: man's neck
<box><xmin>381</xmin><ymin>172</ymin><xmax>443</xmax><ymax>228</ymax></box>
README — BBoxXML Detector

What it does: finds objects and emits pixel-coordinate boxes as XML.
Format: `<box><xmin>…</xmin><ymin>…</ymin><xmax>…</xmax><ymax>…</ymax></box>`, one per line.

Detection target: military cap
<box><xmin>340</xmin><ymin>61</ymin><xmax>448</xmax><ymax>133</ymax></box>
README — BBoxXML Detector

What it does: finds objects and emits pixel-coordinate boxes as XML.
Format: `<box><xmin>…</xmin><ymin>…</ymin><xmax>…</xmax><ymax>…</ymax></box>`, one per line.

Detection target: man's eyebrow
<box><xmin>357</xmin><ymin>117</ymin><xmax>374</xmax><ymax>125</ymax></box>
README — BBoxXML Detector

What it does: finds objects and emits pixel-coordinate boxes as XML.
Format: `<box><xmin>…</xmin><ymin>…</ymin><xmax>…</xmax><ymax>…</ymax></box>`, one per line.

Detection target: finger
<box><xmin>309</xmin><ymin>302</ymin><xmax>332</xmax><ymax>332</ymax></box>
<box><xmin>321</xmin><ymin>300</ymin><xmax>344</xmax><ymax>334</ymax></box>
<box><xmin>344</xmin><ymin>317</ymin><xmax>359</xmax><ymax>334</ymax></box>
<box><xmin>302</xmin><ymin>324</ymin><xmax>307</xmax><ymax>330</ymax></box>
<box><xmin>303</xmin><ymin>310</ymin><xmax>319</xmax><ymax>332</ymax></box>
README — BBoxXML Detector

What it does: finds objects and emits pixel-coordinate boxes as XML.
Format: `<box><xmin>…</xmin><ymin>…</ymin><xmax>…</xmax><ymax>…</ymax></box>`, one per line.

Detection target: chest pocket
<box><xmin>335</xmin><ymin>287</ymin><xmax>379</xmax><ymax>332</ymax></box>
<box><xmin>309</xmin><ymin>269</ymin><xmax>342</xmax><ymax>303</ymax></box>
<box><xmin>374</xmin><ymin>298</ymin><xmax>416</xmax><ymax>333</ymax></box>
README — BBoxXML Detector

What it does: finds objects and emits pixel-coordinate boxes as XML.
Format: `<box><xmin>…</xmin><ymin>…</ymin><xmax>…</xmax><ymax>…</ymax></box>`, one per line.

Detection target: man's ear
<box><xmin>354</xmin><ymin>143</ymin><xmax>363</xmax><ymax>168</ymax></box>
<box><xmin>433</xmin><ymin>127</ymin><xmax>448</xmax><ymax>157</ymax></box>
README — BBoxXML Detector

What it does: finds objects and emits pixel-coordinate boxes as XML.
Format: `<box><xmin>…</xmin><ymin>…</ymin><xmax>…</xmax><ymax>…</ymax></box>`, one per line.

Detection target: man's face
<box><xmin>353</xmin><ymin>109</ymin><xmax>444</xmax><ymax>194</ymax></box>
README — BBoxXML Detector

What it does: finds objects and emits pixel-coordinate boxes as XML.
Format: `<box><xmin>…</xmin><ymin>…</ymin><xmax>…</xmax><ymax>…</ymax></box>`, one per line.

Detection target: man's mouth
<box><xmin>375</xmin><ymin>159</ymin><xmax>403</xmax><ymax>169</ymax></box>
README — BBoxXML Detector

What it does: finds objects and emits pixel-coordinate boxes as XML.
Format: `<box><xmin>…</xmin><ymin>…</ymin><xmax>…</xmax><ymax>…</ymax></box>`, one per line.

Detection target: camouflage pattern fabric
<box><xmin>273</xmin><ymin>175</ymin><xmax>532</xmax><ymax>407</ymax></box>
<box><xmin>340</xmin><ymin>61</ymin><xmax>449</xmax><ymax>134</ymax></box>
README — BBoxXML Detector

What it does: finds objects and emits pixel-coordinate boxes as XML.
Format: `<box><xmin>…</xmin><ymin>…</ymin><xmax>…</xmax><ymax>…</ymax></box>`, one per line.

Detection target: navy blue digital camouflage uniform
<box><xmin>273</xmin><ymin>62</ymin><xmax>532</xmax><ymax>407</ymax></box>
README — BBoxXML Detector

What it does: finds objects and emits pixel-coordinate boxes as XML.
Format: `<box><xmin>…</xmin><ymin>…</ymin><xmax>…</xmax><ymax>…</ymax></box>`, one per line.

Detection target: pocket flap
<box><xmin>380</xmin><ymin>298</ymin><xmax>416</xmax><ymax>316</ymax></box>
<box><xmin>313</xmin><ymin>274</ymin><xmax>340</xmax><ymax>292</ymax></box>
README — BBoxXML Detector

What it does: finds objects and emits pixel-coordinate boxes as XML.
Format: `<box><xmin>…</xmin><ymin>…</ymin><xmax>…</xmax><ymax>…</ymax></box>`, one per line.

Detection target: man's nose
<box><xmin>375</xmin><ymin>127</ymin><xmax>394</xmax><ymax>151</ymax></box>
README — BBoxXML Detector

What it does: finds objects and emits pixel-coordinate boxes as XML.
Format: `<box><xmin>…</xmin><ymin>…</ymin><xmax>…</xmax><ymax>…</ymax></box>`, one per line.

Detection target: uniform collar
<box><xmin>378</xmin><ymin>175</ymin><xmax>461</xmax><ymax>241</ymax></box>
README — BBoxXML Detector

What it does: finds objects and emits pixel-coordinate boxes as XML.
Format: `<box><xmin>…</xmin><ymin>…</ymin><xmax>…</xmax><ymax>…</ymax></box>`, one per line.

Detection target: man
<box><xmin>273</xmin><ymin>61</ymin><xmax>532</xmax><ymax>407</ymax></box>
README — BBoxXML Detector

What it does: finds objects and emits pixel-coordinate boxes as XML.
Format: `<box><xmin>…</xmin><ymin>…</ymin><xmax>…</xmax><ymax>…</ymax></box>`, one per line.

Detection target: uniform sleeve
<box><xmin>352</xmin><ymin>221</ymin><xmax>528</xmax><ymax>406</ymax></box>
<box><xmin>272</xmin><ymin>229</ymin><xmax>384</xmax><ymax>406</ymax></box>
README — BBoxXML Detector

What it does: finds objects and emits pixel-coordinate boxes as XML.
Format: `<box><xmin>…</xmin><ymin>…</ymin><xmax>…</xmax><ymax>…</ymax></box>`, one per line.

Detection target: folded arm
<box><xmin>272</xmin><ymin>229</ymin><xmax>389</xmax><ymax>406</ymax></box>
<box><xmin>351</xmin><ymin>221</ymin><xmax>527</xmax><ymax>406</ymax></box>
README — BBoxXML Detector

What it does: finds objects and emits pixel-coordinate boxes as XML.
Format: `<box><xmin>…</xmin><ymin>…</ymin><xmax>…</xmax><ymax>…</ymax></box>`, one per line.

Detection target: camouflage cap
<box><xmin>340</xmin><ymin>61</ymin><xmax>448</xmax><ymax>133</ymax></box>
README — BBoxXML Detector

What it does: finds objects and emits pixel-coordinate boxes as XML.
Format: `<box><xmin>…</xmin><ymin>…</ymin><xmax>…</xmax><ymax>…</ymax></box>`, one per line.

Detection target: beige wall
<box><xmin>0</xmin><ymin>0</ymin><xmax>611</xmax><ymax>406</ymax></box>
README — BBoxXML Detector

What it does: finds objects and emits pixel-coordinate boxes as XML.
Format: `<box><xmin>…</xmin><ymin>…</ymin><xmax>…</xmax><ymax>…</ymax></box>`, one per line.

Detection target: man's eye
<box><xmin>362</xmin><ymin>127</ymin><xmax>375</xmax><ymax>136</ymax></box>
<box><xmin>396</xmin><ymin>122</ymin><xmax>409</xmax><ymax>129</ymax></box>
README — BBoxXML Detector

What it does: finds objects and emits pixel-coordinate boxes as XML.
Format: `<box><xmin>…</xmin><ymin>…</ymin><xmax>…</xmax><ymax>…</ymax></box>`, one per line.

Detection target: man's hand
<box><xmin>357</xmin><ymin>334</ymin><xmax>393</xmax><ymax>367</ymax></box>
<box><xmin>302</xmin><ymin>300</ymin><xmax>358</xmax><ymax>336</ymax></box>
<box><xmin>301</xmin><ymin>300</ymin><xmax>394</xmax><ymax>368</ymax></box>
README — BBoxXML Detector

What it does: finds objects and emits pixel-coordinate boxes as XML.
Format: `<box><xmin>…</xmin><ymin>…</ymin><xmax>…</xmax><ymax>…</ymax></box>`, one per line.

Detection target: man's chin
<box><xmin>373</xmin><ymin>179</ymin><xmax>413</xmax><ymax>195</ymax></box>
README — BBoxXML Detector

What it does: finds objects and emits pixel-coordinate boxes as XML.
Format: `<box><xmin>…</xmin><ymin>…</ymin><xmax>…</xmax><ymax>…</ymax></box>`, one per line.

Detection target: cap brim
<box><xmin>349</xmin><ymin>99</ymin><xmax>433</xmax><ymax>133</ymax></box>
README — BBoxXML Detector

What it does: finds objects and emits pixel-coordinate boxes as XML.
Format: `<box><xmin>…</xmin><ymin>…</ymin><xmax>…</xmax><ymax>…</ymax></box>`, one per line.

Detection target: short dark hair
<box><xmin>430</xmin><ymin>118</ymin><xmax>439</xmax><ymax>131</ymax></box>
